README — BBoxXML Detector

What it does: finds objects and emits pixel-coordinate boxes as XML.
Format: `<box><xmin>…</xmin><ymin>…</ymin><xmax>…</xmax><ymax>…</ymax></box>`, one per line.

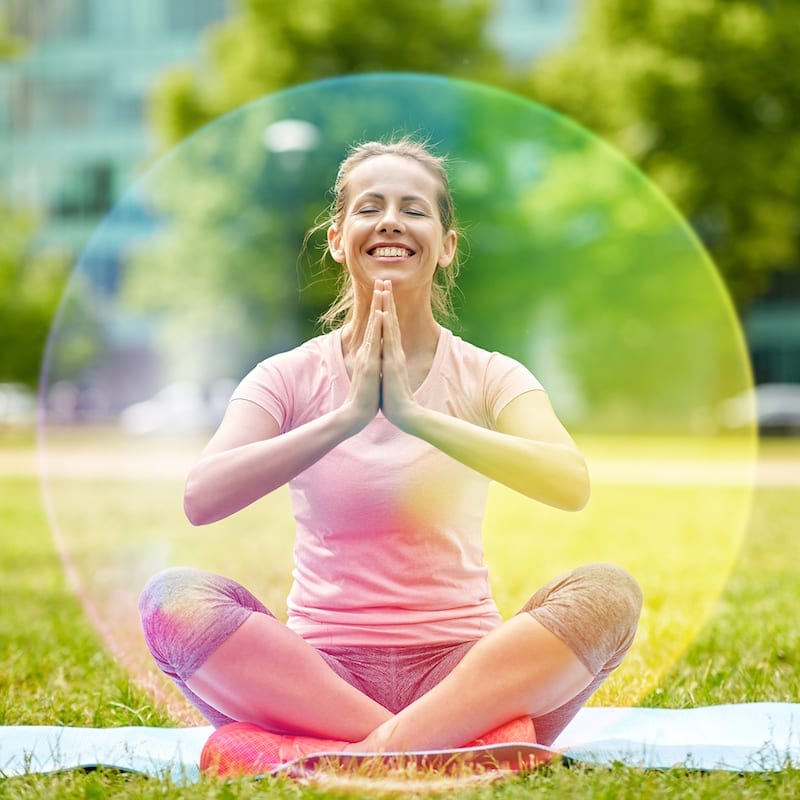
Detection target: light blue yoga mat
<box><xmin>1</xmin><ymin>704</ymin><xmax>797</xmax><ymax>782</ymax></box>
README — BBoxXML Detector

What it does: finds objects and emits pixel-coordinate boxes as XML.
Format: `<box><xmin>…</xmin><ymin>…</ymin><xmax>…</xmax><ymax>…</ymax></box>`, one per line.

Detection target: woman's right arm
<box><xmin>184</xmin><ymin>399</ymin><xmax>365</xmax><ymax>525</ymax></box>
<box><xmin>184</xmin><ymin>283</ymin><xmax>383</xmax><ymax>525</ymax></box>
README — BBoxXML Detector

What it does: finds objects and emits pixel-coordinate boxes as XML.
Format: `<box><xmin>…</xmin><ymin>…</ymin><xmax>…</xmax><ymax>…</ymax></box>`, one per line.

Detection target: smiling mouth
<box><xmin>369</xmin><ymin>246</ymin><xmax>414</xmax><ymax>257</ymax></box>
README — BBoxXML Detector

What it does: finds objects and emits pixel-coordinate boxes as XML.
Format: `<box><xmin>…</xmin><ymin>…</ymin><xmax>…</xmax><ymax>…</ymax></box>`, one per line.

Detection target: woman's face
<box><xmin>327</xmin><ymin>154</ymin><xmax>457</xmax><ymax>295</ymax></box>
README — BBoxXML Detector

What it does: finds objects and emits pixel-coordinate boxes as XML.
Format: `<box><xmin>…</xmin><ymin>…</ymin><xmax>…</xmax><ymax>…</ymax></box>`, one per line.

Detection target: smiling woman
<box><xmin>137</xmin><ymin>135</ymin><xmax>642</xmax><ymax>776</ymax></box>
<box><xmin>317</xmin><ymin>139</ymin><xmax>462</xmax><ymax>332</ymax></box>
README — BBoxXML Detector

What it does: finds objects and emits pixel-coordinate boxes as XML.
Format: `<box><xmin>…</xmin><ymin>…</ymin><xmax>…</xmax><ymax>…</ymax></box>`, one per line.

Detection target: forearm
<box><xmin>399</xmin><ymin>405</ymin><xmax>590</xmax><ymax>511</ymax></box>
<box><xmin>184</xmin><ymin>404</ymin><xmax>363</xmax><ymax>525</ymax></box>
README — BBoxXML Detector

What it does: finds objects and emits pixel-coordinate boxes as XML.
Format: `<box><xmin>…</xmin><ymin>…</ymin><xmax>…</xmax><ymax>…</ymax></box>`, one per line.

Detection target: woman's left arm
<box><xmin>379</xmin><ymin>287</ymin><xmax>589</xmax><ymax>511</ymax></box>
<box><xmin>391</xmin><ymin>389</ymin><xmax>590</xmax><ymax>511</ymax></box>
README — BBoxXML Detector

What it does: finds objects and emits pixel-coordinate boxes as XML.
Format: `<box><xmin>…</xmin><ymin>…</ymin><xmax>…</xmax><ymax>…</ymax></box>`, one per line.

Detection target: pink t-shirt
<box><xmin>232</xmin><ymin>326</ymin><xmax>543</xmax><ymax>647</ymax></box>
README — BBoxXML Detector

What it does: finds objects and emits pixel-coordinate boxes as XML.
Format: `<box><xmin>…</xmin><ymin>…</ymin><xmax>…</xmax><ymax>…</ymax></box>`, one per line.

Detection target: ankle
<box><xmin>346</xmin><ymin>721</ymin><xmax>397</xmax><ymax>754</ymax></box>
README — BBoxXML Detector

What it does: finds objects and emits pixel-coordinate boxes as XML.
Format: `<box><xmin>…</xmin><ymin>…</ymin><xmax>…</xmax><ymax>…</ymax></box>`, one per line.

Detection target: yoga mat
<box><xmin>1</xmin><ymin>704</ymin><xmax>797</xmax><ymax>782</ymax></box>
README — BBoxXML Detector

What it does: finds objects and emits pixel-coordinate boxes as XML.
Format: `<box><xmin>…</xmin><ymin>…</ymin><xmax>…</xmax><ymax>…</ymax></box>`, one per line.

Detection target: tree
<box><xmin>0</xmin><ymin>196</ymin><xmax>90</xmax><ymax>388</ymax></box>
<box><xmin>116</xmin><ymin>75</ymin><xmax>749</xmax><ymax>434</ymax></box>
<box><xmin>149</xmin><ymin>0</ymin><xmax>501</xmax><ymax>148</ymax></box>
<box><xmin>526</xmin><ymin>0</ymin><xmax>800</xmax><ymax>308</ymax></box>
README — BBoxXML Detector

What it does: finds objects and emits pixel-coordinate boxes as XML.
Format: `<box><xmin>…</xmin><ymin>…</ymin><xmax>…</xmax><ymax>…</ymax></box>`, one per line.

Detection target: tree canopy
<box><xmin>149</xmin><ymin>0</ymin><xmax>500</xmax><ymax>147</ymax></box>
<box><xmin>109</xmin><ymin>75</ymin><xmax>749</xmax><ymax>434</ymax></box>
<box><xmin>146</xmin><ymin>0</ymin><xmax>800</xmax><ymax>313</ymax></box>
<box><xmin>527</xmin><ymin>0</ymin><xmax>800</xmax><ymax>307</ymax></box>
<box><xmin>0</xmin><ymin>200</ymin><xmax>69</xmax><ymax>385</ymax></box>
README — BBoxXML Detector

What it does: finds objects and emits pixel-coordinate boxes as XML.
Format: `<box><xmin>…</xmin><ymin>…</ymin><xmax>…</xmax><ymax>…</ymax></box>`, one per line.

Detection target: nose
<box><xmin>376</xmin><ymin>205</ymin><xmax>403</xmax><ymax>233</ymax></box>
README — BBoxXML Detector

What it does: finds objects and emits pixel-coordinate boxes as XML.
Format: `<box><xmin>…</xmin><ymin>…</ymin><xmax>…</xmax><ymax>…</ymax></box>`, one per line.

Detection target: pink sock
<box><xmin>201</xmin><ymin>722</ymin><xmax>351</xmax><ymax>777</ymax></box>
<box><xmin>462</xmin><ymin>716</ymin><xmax>537</xmax><ymax>747</ymax></box>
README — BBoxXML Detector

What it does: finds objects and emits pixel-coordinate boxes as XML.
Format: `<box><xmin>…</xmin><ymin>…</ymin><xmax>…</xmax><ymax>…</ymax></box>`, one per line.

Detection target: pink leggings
<box><xmin>139</xmin><ymin>562</ymin><xmax>642</xmax><ymax>746</ymax></box>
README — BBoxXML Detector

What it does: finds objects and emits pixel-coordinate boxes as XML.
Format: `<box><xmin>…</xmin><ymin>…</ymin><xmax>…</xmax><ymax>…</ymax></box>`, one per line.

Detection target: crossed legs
<box><xmin>186</xmin><ymin>612</ymin><xmax>392</xmax><ymax>740</ymax></box>
<box><xmin>353</xmin><ymin>612</ymin><xmax>593</xmax><ymax>751</ymax></box>
<box><xmin>139</xmin><ymin>563</ymin><xmax>642</xmax><ymax>750</ymax></box>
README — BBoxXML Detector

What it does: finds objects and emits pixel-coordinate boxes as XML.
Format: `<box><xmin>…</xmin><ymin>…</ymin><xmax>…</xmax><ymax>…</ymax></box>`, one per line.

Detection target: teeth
<box><xmin>373</xmin><ymin>247</ymin><xmax>410</xmax><ymax>257</ymax></box>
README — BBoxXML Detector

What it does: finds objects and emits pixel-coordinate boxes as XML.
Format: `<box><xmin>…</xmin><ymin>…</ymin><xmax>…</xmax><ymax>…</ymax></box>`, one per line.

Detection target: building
<box><xmin>745</xmin><ymin>272</ymin><xmax>800</xmax><ymax>385</ymax></box>
<box><xmin>1</xmin><ymin>0</ymin><xmax>232</xmax><ymax>288</ymax></box>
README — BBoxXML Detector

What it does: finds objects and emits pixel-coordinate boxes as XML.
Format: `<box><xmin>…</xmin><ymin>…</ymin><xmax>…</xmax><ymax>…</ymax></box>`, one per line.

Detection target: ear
<box><xmin>437</xmin><ymin>229</ymin><xmax>458</xmax><ymax>268</ymax></box>
<box><xmin>327</xmin><ymin>225</ymin><xmax>346</xmax><ymax>264</ymax></box>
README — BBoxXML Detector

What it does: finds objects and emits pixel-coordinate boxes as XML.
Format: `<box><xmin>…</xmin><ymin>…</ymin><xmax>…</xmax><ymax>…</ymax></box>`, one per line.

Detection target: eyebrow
<box><xmin>357</xmin><ymin>192</ymin><xmax>431</xmax><ymax>205</ymax></box>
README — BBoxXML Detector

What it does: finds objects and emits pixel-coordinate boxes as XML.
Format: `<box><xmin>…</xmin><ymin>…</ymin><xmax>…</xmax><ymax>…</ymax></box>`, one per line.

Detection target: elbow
<box><xmin>569</xmin><ymin>459</ymin><xmax>591</xmax><ymax>511</ymax></box>
<box><xmin>183</xmin><ymin>472</ymin><xmax>214</xmax><ymax>526</ymax></box>
<box><xmin>560</xmin><ymin>455</ymin><xmax>591</xmax><ymax>512</ymax></box>
<box><xmin>183</xmin><ymin>491</ymin><xmax>207</xmax><ymax>527</ymax></box>
<box><xmin>565</xmin><ymin>481</ymin><xmax>590</xmax><ymax>512</ymax></box>
<box><xmin>184</xmin><ymin>500</ymin><xmax>206</xmax><ymax>527</ymax></box>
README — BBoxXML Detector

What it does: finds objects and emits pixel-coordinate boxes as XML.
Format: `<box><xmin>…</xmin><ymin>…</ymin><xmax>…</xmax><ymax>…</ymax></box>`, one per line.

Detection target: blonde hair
<box><xmin>311</xmin><ymin>137</ymin><xmax>461</xmax><ymax>330</ymax></box>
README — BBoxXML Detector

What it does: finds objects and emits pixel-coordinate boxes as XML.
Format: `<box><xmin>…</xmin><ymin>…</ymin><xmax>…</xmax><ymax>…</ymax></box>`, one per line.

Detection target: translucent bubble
<box><xmin>39</xmin><ymin>74</ymin><xmax>755</xmax><ymax>721</ymax></box>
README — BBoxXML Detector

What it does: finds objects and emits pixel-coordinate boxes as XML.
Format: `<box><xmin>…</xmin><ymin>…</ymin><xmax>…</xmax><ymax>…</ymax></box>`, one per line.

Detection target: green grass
<box><xmin>1</xmin><ymin>436</ymin><xmax>799</xmax><ymax>798</ymax></box>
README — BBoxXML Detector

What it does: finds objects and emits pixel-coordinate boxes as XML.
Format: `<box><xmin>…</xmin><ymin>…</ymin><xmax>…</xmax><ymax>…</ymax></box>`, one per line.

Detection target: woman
<box><xmin>139</xmin><ymin>138</ymin><xmax>642</xmax><ymax>773</ymax></box>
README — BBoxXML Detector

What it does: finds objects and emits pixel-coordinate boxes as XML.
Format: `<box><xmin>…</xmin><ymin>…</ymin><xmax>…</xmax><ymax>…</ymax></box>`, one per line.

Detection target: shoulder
<box><xmin>250</xmin><ymin>331</ymin><xmax>338</xmax><ymax>379</ymax></box>
<box><xmin>429</xmin><ymin>330</ymin><xmax>543</xmax><ymax>424</ymax></box>
<box><xmin>445</xmin><ymin>332</ymin><xmax>542</xmax><ymax>389</ymax></box>
<box><xmin>230</xmin><ymin>331</ymin><xmax>341</xmax><ymax>426</ymax></box>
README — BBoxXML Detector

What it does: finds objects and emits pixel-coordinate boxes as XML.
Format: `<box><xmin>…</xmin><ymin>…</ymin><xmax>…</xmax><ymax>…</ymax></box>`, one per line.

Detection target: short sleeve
<box><xmin>483</xmin><ymin>353</ymin><xmax>544</xmax><ymax>423</ymax></box>
<box><xmin>230</xmin><ymin>354</ymin><xmax>294</xmax><ymax>432</ymax></box>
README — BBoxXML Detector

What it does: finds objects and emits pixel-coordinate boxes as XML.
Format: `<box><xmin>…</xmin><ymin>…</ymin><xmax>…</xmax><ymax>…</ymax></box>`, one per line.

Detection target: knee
<box><xmin>138</xmin><ymin>566</ymin><xmax>209</xmax><ymax>622</ymax></box>
<box><xmin>138</xmin><ymin>566</ymin><xmax>217</xmax><ymax>669</ymax></box>
<box><xmin>526</xmin><ymin>562</ymin><xmax>642</xmax><ymax>628</ymax></box>
<box><xmin>524</xmin><ymin>562</ymin><xmax>643</xmax><ymax>674</ymax></box>
<box><xmin>573</xmin><ymin>562</ymin><xmax>643</xmax><ymax>672</ymax></box>
<box><xmin>138</xmin><ymin>567</ymin><xmax>270</xmax><ymax>677</ymax></box>
<box><xmin>572</xmin><ymin>562</ymin><xmax>643</xmax><ymax>628</ymax></box>
<box><xmin>567</xmin><ymin>563</ymin><xmax>643</xmax><ymax>665</ymax></box>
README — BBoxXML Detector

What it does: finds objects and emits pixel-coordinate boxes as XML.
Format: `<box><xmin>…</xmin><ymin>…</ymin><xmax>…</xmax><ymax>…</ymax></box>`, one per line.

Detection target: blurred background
<box><xmin>1</xmin><ymin>0</ymin><xmax>798</xmax><ymax>436</ymax></box>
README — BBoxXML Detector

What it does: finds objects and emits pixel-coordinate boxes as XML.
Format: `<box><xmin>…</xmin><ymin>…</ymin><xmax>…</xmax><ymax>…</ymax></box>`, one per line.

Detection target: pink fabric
<box><xmin>232</xmin><ymin>327</ymin><xmax>543</xmax><ymax>647</ymax></box>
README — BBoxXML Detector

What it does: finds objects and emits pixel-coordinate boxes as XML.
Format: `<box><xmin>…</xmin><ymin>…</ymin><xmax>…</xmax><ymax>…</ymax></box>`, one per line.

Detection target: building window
<box><xmin>17</xmin><ymin>0</ymin><xmax>93</xmax><ymax>41</ymax></box>
<box><xmin>52</xmin><ymin>161</ymin><xmax>115</xmax><ymax>218</ymax></box>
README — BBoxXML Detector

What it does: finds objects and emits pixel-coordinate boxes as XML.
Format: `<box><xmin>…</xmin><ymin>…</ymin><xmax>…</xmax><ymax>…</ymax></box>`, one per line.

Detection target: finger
<box><xmin>365</xmin><ymin>286</ymin><xmax>382</xmax><ymax>348</ymax></box>
<box><xmin>382</xmin><ymin>284</ymin><xmax>402</xmax><ymax>353</ymax></box>
<box><xmin>383</xmin><ymin>280</ymin><xmax>397</xmax><ymax>321</ymax></box>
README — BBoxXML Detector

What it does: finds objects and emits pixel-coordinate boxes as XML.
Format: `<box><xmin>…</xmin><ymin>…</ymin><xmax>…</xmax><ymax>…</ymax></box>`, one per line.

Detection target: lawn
<box><xmin>0</xmin><ymin>431</ymin><xmax>798</xmax><ymax>798</ymax></box>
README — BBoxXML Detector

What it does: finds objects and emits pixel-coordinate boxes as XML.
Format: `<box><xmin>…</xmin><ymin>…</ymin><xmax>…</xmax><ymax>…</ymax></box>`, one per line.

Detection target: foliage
<box><xmin>108</xmin><ymin>0</ymin><xmax>502</xmax><ymax>395</ymax></box>
<box><xmin>0</xmin><ymin>199</ymin><xmax>70</xmax><ymax>386</ymax></box>
<box><xmin>121</xmin><ymin>1</ymin><xmax>762</xmax><ymax>433</ymax></box>
<box><xmin>149</xmin><ymin>0</ymin><xmax>501</xmax><ymax>147</ymax></box>
<box><xmin>0</xmin><ymin>4</ymin><xmax>26</xmax><ymax>59</ymax></box>
<box><xmin>144</xmin><ymin>0</ymin><xmax>800</xmax><ymax>315</ymax></box>
<box><xmin>526</xmin><ymin>0</ymin><xmax>800</xmax><ymax>307</ymax></box>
